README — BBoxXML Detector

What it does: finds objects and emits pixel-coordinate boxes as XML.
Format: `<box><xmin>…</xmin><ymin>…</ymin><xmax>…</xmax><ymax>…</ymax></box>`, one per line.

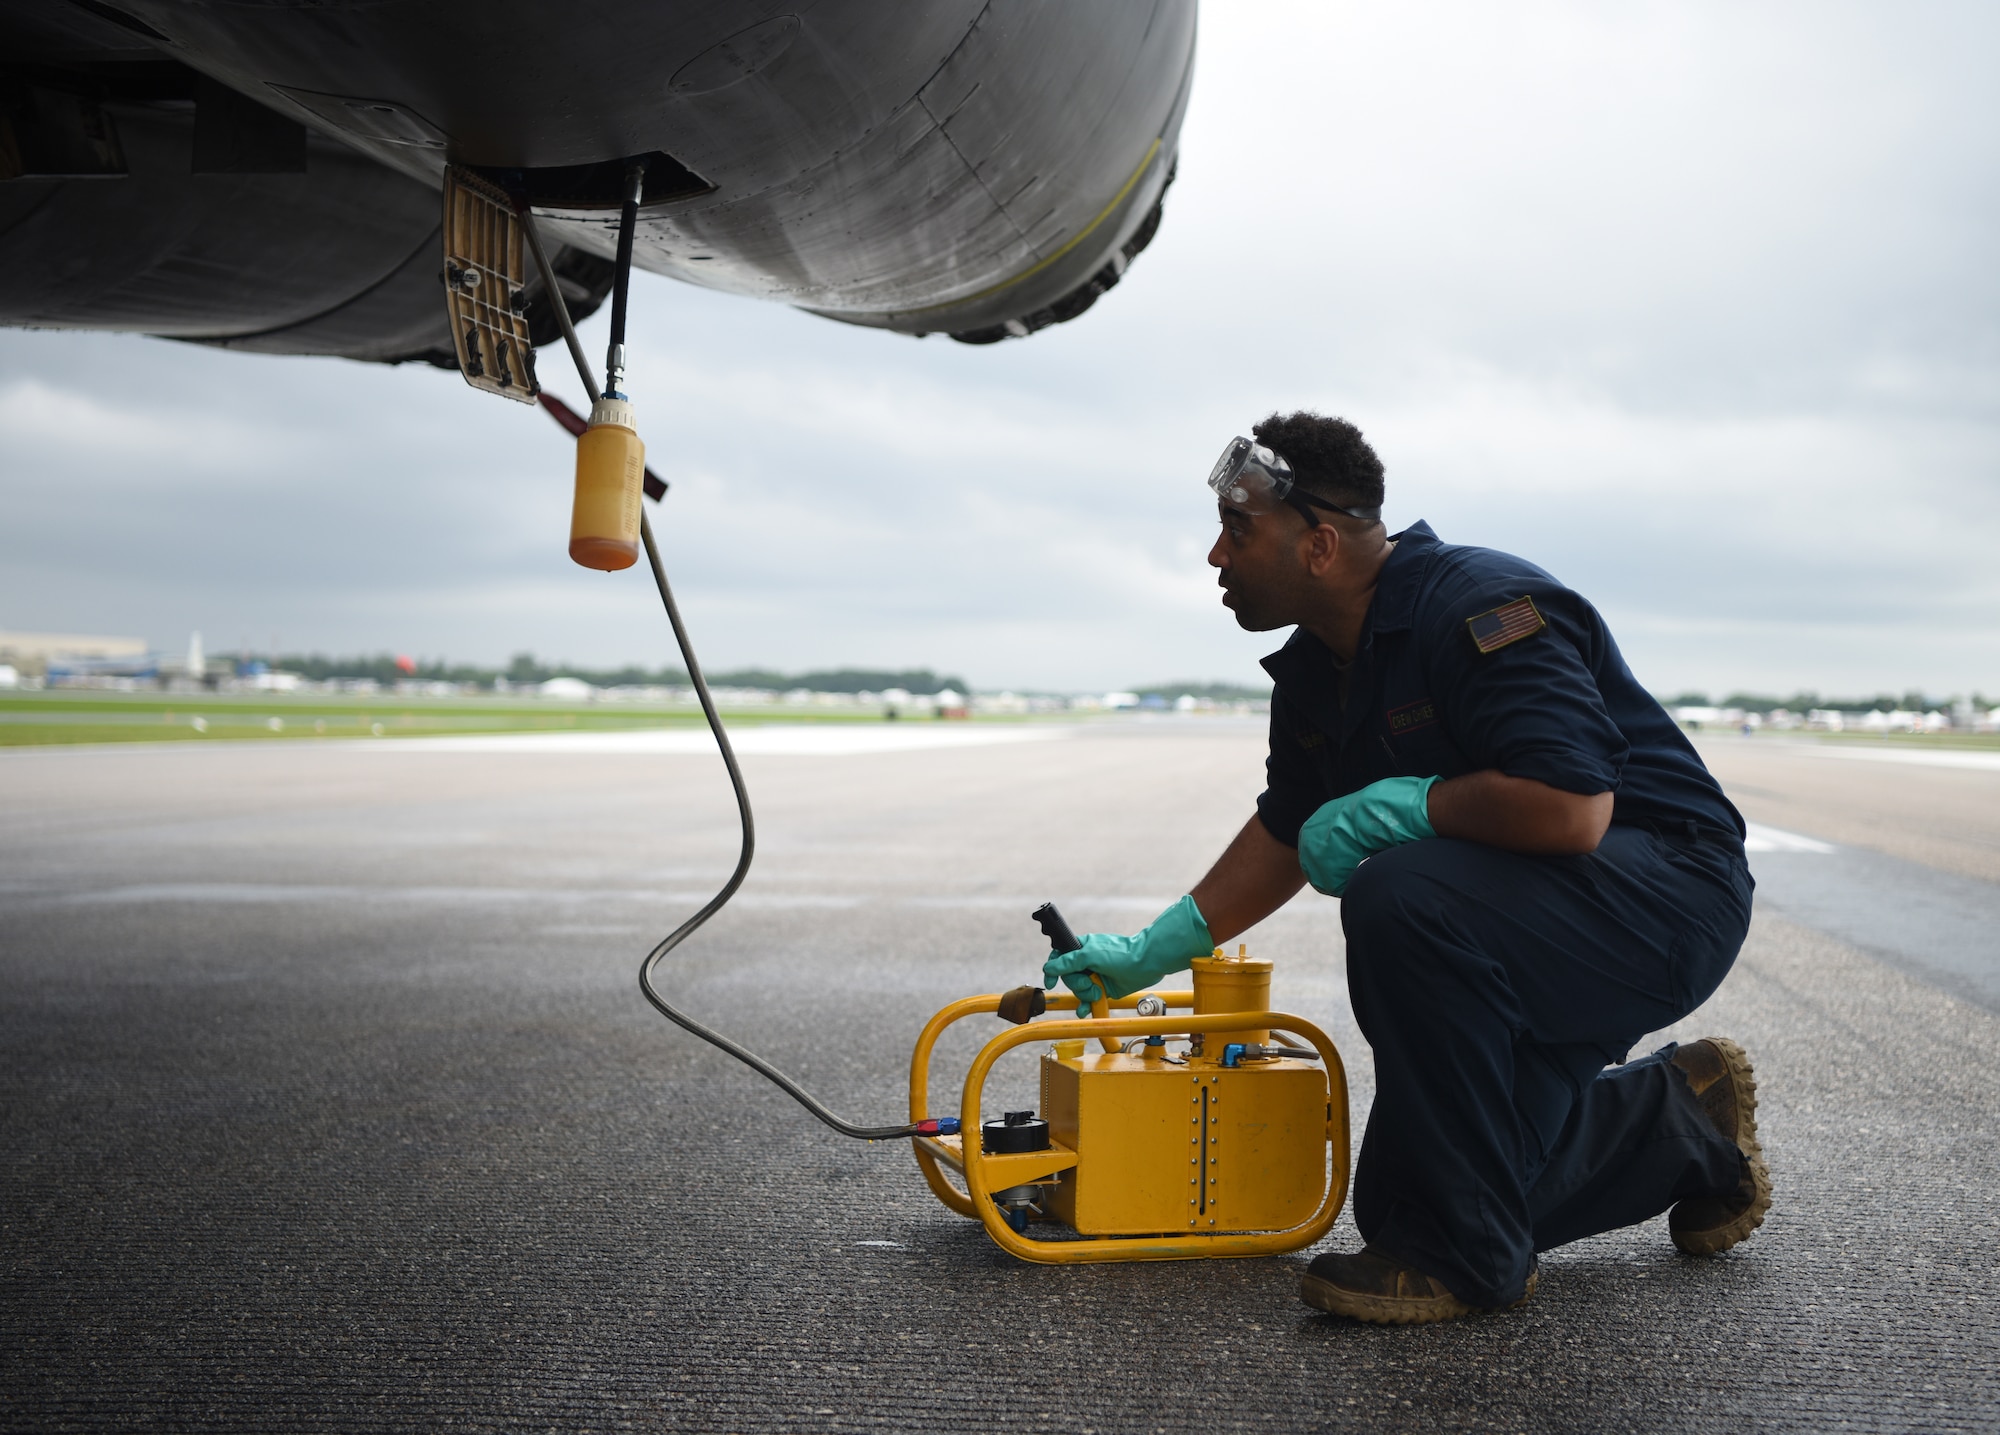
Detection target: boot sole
<box><xmin>1671</xmin><ymin>1036</ymin><xmax>1773</xmax><ymax>1255</ymax></box>
<box><xmin>1300</xmin><ymin>1273</ymin><xmax>1473</xmax><ymax>1324</ymax></box>
<box><xmin>1299</xmin><ymin>1267</ymin><xmax>1536</xmax><ymax>1325</ymax></box>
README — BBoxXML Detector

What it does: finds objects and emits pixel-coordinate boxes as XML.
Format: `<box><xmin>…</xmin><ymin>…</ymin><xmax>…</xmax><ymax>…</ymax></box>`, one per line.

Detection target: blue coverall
<box><xmin>1257</xmin><ymin>522</ymin><xmax>1754</xmax><ymax>1308</ymax></box>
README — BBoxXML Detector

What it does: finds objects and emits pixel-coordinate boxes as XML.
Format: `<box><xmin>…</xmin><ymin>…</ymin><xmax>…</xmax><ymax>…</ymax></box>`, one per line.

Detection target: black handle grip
<box><xmin>1032</xmin><ymin>902</ymin><xmax>1082</xmax><ymax>955</ymax></box>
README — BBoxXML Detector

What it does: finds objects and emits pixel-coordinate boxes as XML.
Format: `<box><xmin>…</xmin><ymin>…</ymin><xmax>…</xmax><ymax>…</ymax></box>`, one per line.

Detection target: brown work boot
<box><xmin>1668</xmin><ymin>1037</ymin><xmax>1773</xmax><ymax>1255</ymax></box>
<box><xmin>1300</xmin><ymin>1246</ymin><xmax>1536</xmax><ymax>1324</ymax></box>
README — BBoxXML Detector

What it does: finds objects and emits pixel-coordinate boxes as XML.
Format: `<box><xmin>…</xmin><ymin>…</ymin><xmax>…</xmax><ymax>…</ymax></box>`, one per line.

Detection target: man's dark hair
<box><xmin>1252</xmin><ymin>411</ymin><xmax>1385</xmax><ymax>515</ymax></box>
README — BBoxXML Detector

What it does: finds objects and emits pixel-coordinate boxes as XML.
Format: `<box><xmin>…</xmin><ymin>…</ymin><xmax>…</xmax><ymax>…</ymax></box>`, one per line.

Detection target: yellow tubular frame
<box><xmin>908</xmin><ymin>990</ymin><xmax>1173</xmax><ymax>1216</ymax></box>
<box><xmin>909</xmin><ymin>995</ymin><xmax>1351</xmax><ymax>1263</ymax></box>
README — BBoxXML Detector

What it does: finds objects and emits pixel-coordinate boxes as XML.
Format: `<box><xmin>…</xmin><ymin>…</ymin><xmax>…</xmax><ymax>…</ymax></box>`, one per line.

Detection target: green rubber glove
<box><xmin>1298</xmin><ymin>775</ymin><xmax>1440</xmax><ymax>897</ymax></box>
<box><xmin>1041</xmin><ymin>894</ymin><xmax>1214</xmax><ymax>1014</ymax></box>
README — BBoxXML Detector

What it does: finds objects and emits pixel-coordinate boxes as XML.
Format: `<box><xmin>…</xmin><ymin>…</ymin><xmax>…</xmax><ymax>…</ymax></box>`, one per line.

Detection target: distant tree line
<box><xmin>227</xmin><ymin>660</ymin><xmax>1983</xmax><ymax>711</ymax></box>
<box><xmin>266</xmin><ymin>651</ymin><xmax>971</xmax><ymax>694</ymax></box>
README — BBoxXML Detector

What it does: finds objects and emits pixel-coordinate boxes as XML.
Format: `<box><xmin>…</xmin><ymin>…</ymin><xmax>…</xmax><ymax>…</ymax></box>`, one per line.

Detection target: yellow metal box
<box><xmin>1039</xmin><ymin>1052</ymin><xmax>1330</xmax><ymax>1237</ymax></box>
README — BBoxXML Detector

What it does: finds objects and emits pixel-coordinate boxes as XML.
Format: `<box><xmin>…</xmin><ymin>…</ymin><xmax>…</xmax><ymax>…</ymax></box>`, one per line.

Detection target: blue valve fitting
<box><xmin>1221</xmin><ymin>1043</ymin><xmax>1247</xmax><ymax>1068</ymax></box>
<box><xmin>914</xmin><ymin>1116</ymin><xmax>962</xmax><ymax>1137</ymax></box>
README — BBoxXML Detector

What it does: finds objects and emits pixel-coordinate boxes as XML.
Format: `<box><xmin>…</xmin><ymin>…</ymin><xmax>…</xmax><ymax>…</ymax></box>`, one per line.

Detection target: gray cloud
<box><xmin>2</xmin><ymin>1</ymin><xmax>1996</xmax><ymax>694</ymax></box>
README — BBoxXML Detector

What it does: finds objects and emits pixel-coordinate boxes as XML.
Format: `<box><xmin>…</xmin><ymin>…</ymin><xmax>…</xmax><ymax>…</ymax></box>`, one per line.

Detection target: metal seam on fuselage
<box><xmin>916</xmin><ymin>91</ymin><xmax>1033</xmax><ymax>248</ymax></box>
<box><xmin>889</xmin><ymin>135</ymin><xmax>1162</xmax><ymax>320</ymax></box>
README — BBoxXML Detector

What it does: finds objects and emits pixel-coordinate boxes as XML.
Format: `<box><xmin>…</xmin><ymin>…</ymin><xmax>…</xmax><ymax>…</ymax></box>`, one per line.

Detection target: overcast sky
<box><xmin>3</xmin><ymin>2</ymin><xmax>1996</xmax><ymax>696</ymax></box>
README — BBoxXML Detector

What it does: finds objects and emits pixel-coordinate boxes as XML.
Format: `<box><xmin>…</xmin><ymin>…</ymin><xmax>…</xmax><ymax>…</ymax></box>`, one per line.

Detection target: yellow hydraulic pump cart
<box><xmin>909</xmin><ymin>913</ymin><xmax>1351</xmax><ymax>1265</ymax></box>
<box><xmin>507</xmin><ymin>169</ymin><xmax>1349</xmax><ymax>1269</ymax></box>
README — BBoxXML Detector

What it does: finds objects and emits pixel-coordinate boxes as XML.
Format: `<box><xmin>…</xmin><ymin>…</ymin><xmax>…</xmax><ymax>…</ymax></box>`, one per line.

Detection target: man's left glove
<box><xmin>1298</xmin><ymin>775</ymin><xmax>1440</xmax><ymax>897</ymax></box>
<box><xmin>1041</xmin><ymin>894</ymin><xmax>1214</xmax><ymax>1013</ymax></box>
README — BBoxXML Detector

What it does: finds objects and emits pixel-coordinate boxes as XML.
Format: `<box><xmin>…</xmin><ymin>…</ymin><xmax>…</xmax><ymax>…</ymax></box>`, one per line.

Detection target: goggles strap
<box><xmin>1290</xmin><ymin>489</ymin><xmax>1382</xmax><ymax>525</ymax></box>
<box><xmin>1285</xmin><ymin>492</ymin><xmax>1327</xmax><ymax>530</ymax></box>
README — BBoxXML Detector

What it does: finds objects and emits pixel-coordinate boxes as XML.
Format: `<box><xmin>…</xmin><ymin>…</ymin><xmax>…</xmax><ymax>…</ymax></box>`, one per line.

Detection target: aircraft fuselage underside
<box><xmin>0</xmin><ymin>0</ymin><xmax>1196</xmax><ymax>366</ymax></box>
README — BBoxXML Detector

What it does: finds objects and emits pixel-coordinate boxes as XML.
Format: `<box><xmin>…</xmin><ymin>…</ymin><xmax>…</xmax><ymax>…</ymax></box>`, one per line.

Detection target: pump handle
<box><xmin>1032</xmin><ymin>902</ymin><xmax>1082</xmax><ymax>954</ymax></box>
<box><xmin>1033</xmin><ymin>901</ymin><xmax>1118</xmax><ymax>1052</ymax></box>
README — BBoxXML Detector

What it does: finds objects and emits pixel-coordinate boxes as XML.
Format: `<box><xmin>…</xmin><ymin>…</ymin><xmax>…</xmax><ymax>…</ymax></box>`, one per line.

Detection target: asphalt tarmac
<box><xmin>4</xmin><ymin>721</ymin><xmax>1997</xmax><ymax>1433</ymax></box>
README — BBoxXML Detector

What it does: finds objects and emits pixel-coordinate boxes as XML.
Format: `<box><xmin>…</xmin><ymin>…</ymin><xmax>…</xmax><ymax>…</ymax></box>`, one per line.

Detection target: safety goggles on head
<box><xmin>1206</xmin><ymin>436</ymin><xmax>1381</xmax><ymax>524</ymax></box>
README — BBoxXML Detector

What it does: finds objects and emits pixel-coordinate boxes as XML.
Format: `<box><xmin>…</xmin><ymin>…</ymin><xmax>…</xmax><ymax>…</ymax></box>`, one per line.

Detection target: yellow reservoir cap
<box><xmin>569</xmin><ymin>396</ymin><xmax>644</xmax><ymax>571</ymax></box>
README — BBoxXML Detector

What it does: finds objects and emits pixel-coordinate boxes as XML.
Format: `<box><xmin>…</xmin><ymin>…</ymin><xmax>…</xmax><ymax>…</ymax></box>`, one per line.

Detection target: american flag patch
<box><xmin>1466</xmin><ymin>596</ymin><xmax>1546</xmax><ymax>654</ymax></box>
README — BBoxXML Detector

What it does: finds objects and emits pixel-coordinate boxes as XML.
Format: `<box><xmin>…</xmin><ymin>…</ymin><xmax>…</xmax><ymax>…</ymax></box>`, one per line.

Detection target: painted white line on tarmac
<box><xmin>1795</xmin><ymin>744</ymin><xmax>2000</xmax><ymax>773</ymax></box>
<box><xmin>346</xmin><ymin>724</ymin><xmax>1075</xmax><ymax>756</ymax></box>
<box><xmin>1743</xmin><ymin>822</ymin><xmax>1836</xmax><ymax>853</ymax></box>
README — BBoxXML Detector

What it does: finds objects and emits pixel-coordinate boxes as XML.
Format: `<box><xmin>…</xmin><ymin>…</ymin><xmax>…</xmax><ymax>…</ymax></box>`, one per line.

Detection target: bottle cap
<box><xmin>588</xmin><ymin>396</ymin><xmax>636</xmax><ymax>430</ymax></box>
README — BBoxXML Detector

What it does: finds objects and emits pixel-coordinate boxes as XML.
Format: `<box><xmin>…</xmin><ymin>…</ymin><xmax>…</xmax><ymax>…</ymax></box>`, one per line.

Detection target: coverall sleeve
<box><xmin>1423</xmin><ymin>574</ymin><xmax>1629</xmax><ymax>797</ymax></box>
<box><xmin>1255</xmin><ymin>688</ymin><xmax>1330</xmax><ymax>847</ymax></box>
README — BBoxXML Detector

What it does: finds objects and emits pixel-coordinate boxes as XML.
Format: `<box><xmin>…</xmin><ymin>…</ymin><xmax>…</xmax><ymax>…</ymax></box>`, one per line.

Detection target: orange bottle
<box><xmin>569</xmin><ymin>396</ymin><xmax>644</xmax><ymax>571</ymax></box>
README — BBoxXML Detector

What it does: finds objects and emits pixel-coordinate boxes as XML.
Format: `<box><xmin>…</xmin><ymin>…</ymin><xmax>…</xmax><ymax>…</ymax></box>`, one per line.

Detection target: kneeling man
<box><xmin>1044</xmin><ymin>412</ymin><xmax>1769</xmax><ymax>1323</ymax></box>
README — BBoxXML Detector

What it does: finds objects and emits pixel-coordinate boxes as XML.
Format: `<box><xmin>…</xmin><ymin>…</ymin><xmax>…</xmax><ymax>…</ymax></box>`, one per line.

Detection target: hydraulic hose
<box><xmin>603</xmin><ymin>161</ymin><xmax>644</xmax><ymax>399</ymax></box>
<box><xmin>633</xmin><ymin>517</ymin><xmax>929</xmax><ymax>1141</ymax></box>
<box><xmin>518</xmin><ymin>182</ymin><xmax>932</xmax><ymax>1143</ymax></box>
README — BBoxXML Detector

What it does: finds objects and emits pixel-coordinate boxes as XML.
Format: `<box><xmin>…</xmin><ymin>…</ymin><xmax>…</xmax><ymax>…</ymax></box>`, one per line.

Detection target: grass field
<box><xmin>0</xmin><ymin>691</ymin><xmax>988</xmax><ymax>747</ymax></box>
<box><xmin>6</xmin><ymin>691</ymin><xmax>1990</xmax><ymax>751</ymax></box>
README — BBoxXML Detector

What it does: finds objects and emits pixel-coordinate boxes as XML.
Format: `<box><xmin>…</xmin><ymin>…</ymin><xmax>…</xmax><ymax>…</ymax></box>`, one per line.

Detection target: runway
<box><xmin>4</xmin><ymin>722</ymin><xmax>1997</xmax><ymax>1432</ymax></box>
<box><xmin>1700</xmin><ymin>737</ymin><xmax>2000</xmax><ymax>1013</ymax></box>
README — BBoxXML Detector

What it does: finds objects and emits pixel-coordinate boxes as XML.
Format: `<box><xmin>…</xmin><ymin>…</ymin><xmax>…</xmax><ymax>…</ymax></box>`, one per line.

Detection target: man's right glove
<box><xmin>1041</xmin><ymin>894</ymin><xmax>1214</xmax><ymax>1013</ymax></box>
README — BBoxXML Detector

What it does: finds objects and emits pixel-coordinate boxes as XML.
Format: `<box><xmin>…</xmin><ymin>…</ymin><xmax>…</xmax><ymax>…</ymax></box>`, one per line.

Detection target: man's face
<box><xmin>1207</xmin><ymin>499</ymin><xmax>1316</xmax><ymax>631</ymax></box>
